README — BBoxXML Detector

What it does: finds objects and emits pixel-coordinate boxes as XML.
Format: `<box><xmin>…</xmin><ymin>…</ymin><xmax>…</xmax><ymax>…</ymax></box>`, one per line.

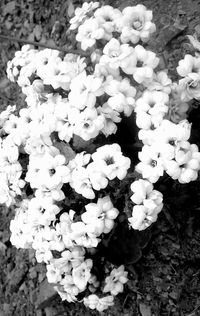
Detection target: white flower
<box><xmin>105</xmin><ymin>77</ymin><xmax>136</xmax><ymax>116</ymax></box>
<box><xmin>0</xmin><ymin>175</ymin><xmax>14</xmax><ymax>207</ymax></box>
<box><xmin>130</xmin><ymin>179</ymin><xmax>153</xmax><ymax>204</ymax></box>
<box><xmin>69</xmin><ymin>71</ymin><xmax>103</xmax><ymax>110</ymax></box>
<box><xmin>87</xmin><ymin>161</ymin><xmax>108</xmax><ymax>191</ymax></box>
<box><xmin>120</xmin><ymin>4</ymin><xmax>156</xmax><ymax>44</ymax></box>
<box><xmin>82</xmin><ymin>196</ymin><xmax>119</xmax><ymax>235</ymax></box>
<box><xmin>72</xmin><ymin>259</ymin><xmax>93</xmax><ymax>291</ymax></box>
<box><xmin>100</xmin><ymin>38</ymin><xmax>137</xmax><ymax>71</ymax></box>
<box><xmin>97</xmin><ymin>103</ymin><xmax>121</xmax><ymax>136</ymax></box>
<box><xmin>94</xmin><ymin>6</ymin><xmax>122</xmax><ymax>40</ymax></box>
<box><xmin>103</xmin><ymin>265</ymin><xmax>128</xmax><ymax>296</ymax></box>
<box><xmin>128</xmin><ymin>205</ymin><xmax>152</xmax><ymax>230</ymax></box>
<box><xmin>94</xmin><ymin>62</ymin><xmax>120</xmax><ymax>80</ymax></box>
<box><xmin>69</xmin><ymin>166</ymin><xmax>95</xmax><ymax>199</ymax></box>
<box><xmin>26</xmin><ymin>152</ymin><xmax>70</xmax><ymax>190</ymax></box>
<box><xmin>83</xmin><ymin>294</ymin><xmax>114</xmax><ymax>311</ymax></box>
<box><xmin>73</xmin><ymin>108</ymin><xmax>105</xmax><ymax>141</ymax></box>
<box><xmin>178</xmin><ymin>144</ymin><xmax>200</xmax><ymax>183</ymax></box>
<box><xmin>129</xmin><ymin>45</ymin><xmax>159</xmax><ymax>83</ymax></box>
<box><xmin>145</xmin><ymin>71</ymin><xmax>172</xmax><ymax>94</ymax></box>
<box><xmin>175</xmin><ymin>141</ymin><xmax>191</xmax><ymax>165</ymax></box>
<box><xmin>163</xmin><ymin>159</ymin><xmax>181</xmax><ymax>180</ymax></box>
<box><xmin>76</xmin><ymin>18</ymin><xmax>105</xmax><ymax>50</ymax></box>
<box><xmin>136</xmin><ymin>144</ymin><xmax>164</xmax><ymax>183</ymax></box>
<box><xmin>69</xmin><ymin>2</ymin><xmax>99</xmax><ymax>30</ymax></box>
<box><xmin>178</xmin><ymin>72</ymin><xmax>200</xmax><ymax>101</ymax></box>
<box><xmin>70</xmin><ymin>221</ymin><xmax>100</xmax><ymax>247</ymax></box>
<box><xmin>135</xmin><ymin>90</ymin><xmax>169</xmax><ymax>129</ymax></box>
<box><xmin>92</xmin><ymin>143</ymin><xmax>131</xmax><ymax>180</ymax></box>
<box><xmin>177</xmin><ymin>54</ymin><xmax>200</xmax><ymax>77</ymax></box>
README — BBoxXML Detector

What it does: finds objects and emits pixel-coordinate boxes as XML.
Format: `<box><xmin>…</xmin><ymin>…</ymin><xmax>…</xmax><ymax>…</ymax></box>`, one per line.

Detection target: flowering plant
<box><xmin>1</xmin><ymin>1</ymin><xmax>200</xmax><ymax>312</ymax></box>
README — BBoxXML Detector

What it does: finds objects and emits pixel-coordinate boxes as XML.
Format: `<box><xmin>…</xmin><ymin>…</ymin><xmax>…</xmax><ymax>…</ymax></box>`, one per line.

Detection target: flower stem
<box><xmin>0</xmin><ymin>34</ymin><xmax>89</xmax><ymax>57</ymax></box>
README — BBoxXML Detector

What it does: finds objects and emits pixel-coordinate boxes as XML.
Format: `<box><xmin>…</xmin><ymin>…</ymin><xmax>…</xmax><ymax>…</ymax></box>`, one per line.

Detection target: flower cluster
<box><xmin>136</xmin><ymin>119</ymin><xmax>200</xmax><ymax>184</ymax></box>
<box><xmin>2</xmin><ymin>1</ymin><xmax>200</xmax><ymax>313</ymax></box>
<box><xmin>128</xmin><ymin>179</ymin><xmax>163</xmax><ymax>230</ymax></box>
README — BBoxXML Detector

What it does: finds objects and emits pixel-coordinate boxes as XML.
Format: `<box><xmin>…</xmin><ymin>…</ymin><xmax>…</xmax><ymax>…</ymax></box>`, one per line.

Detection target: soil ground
<box><xmin>1</xmin><ymin>0</ymin><xmax>200</xmax><ymax>315</ymax></box>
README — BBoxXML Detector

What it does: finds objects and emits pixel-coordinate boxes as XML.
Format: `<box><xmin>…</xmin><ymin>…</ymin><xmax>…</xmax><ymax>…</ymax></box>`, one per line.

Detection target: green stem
<box><xmin>0</xmin><ymin>34</ymin><xmax>89</xmax><ymax>57</ymax></box>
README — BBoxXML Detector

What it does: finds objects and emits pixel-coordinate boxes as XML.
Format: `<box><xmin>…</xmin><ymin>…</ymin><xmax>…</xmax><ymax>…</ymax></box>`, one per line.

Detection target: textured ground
<box><xmin>1</xmin><ymin>0</ymin><xmax>200</xmax><ymax>315</ymax></box>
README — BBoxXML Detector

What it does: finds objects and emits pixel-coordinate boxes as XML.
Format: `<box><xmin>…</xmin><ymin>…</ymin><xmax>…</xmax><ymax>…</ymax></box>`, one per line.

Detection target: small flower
<box><xmin>128</xmin><ymin>204</ymin><xmax>159</xmax><ymax>230</ymax></box>
<box><xmin>178</xmin><ymin>72</ymin><xmax>200</xmax><ymax>101</ymax></box>
<box><xmin>92</xmin><ymin>143</ymin><xmax>131</xmax><ymax>180</ymax></box>
<box><xmin>105</xmin><ymin>77</ymin><xmax>136</xmax><ymax>116</ymax></box>
<box><xmin>73</xmin><ymin>108</ymin><xmax>105</xmax><ymax>141</ymax></box>
<box><xmin>94</xmin><ymin>6</ymin><xmax>122</xmax><ymax>40</ymax></box>
<box><xmin>136</xmin><ymin>144</ymin><xmax>164</xmax><ymax>183</ymax></box>
<box><xmin>129</xmin><ymin>45</ymin><xmax>159</xmax><ymax>83</ymax></box>
<box><xmin>81</xmin><ymin>196</ymin><xmax>119</xmax><ymax>235</ymax></box>
<box><xmin>83</xmin><ymin>294</ymin><xmax>114</xmax><ymax>311</ymax></box>
<box><xmin>100</xmin><ymin>38</ymin><xmax>136</xmax><ymax>71</ymax></box>
<box><xmin>120</xmin><ymin>4</ymin><xmax>156</xmax><ymax>44</ymax></box>
<box><xmin>72</xmin><ymin>259</ymin><xmax>93</xmax><ymax>291</ymax></box>
<box><xmin>69</xmin><ymin>2</ymin><xmax>99</xmax><ymax>30</ymax></box>
<box><xmin>177</xmin><ymin>54</ymin><xmax>200</xmax><ymax>77</ymax></box>
<box><xmin>103</xmin><ymin>265</ymin><xmax>128</xmax><ymax>296</ymax></box>
<box><xmin>76</xmin><ymin>18</ymin><xmax>105</xmax><ymax>50</ymax></box>
<box><xmin>130</xmin><ymin>179</ymin><xmax>153</xmax><ymax>204</ymax></box>
<box><xmin>69</xmin><ymin>71</ymin><xmax>103</xmax><ymax>110</ymax></box>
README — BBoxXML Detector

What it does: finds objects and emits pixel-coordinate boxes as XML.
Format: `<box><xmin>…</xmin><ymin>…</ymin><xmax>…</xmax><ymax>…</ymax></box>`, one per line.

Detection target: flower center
<box><xmin>151</xmin><ymin>159</ymin><xmax>157</xmax><ymax>167</ymax></box>
<box><xmin>133</xmin><ymin>20</ymin><xmax>142</xmax><ymax>30</ymax></box>
<box><xmin>110</xmin><ymin>51</ymin><xmax>119</xmax><ymax>58</ymax></box>
<box><xmin>49</xmin><ymin>168</ymin><xmax>56</xmax><ymax>175</ymax></box>
<box><xmin>105</xmin><ymin>156</ymin><xmax>114</xmax><ymax>165</ymax></box>
<box><xmin>188</xmin><ymin>80</ymin><xmax>199</xmax><ymax>89</ymax></box>
<box><xmin>84</xmin><ymin>122</ymin><xmax>90</xmax><ymax>128</ymax></box>
<box><xmin>137</xmin><ymin>60</ymin><xmax>143</xmax><ymax>67</ymax></box>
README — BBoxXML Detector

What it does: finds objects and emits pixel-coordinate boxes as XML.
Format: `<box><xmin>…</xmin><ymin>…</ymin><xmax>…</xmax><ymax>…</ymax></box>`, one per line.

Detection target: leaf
<box><xmin>33</xmin><ymin>25</ymin><xmax>43</xmax><ymax>41</ymax></box>
<box><xmin>3</xmin><ymin>1</ymin><xmax>16</xmax><ymax>16</ymax></box>
<box><xmin>54</xmin><ymin>141</ymin><xmax>76</xmax><ymax>163</ymax></box>
<box><xmin>139</xmin><ymin>303</ymin><xmax>152</xmax><ymax>316</ymax></box>
<box><xmin>67</xmin><ymin>0</ymin><xmax>75</xmax><ymax>18</ymax></box>
<box><xmin>0</xmin><ymin>241</ymin><xmax>7</xmax><ymax>254</ymax></box>
<box><xmin>0</xmin><ymin>78</ymin><xmax>9</xmax><ymax>90</ymax></box>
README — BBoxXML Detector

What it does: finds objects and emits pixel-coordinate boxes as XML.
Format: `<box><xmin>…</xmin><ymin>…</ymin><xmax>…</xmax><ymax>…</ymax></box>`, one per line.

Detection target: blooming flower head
<box><xmin>127</xmin><ymin>45</ymin><xmax>159</xmax><ymax>83</ymax></box>
<box><xmin>136</xmin><ymin>144</ymin><xmax>164</xmax><ymax>183</ymax></box>
<box><xmin>72</xmin><ymin>259</ymin><xmax>93</xmax><ymax>291</ymax></box>
<box><xmin>76</xmin><ymin>18</ymin><xmax>105</xmax><ymax>50</ymax></box>
<box><xmin>83</xmin><ymin>294</ymin><xmax>114</xmax><ymax>311</ymax></box>
<box><xmin>120</xmin><ymin>4</ymin><xmax>156</xmax><ymax>44</ymax></box>
<box><xmin>105</xmin><ymin>77</ymin><xmax>136</xmax><ymax>116</ymax></box>
<box><xmin>82</xmin><ymin>196</ymin><xmax>119</xmax><ymax>235</ymax></box>
<box><xmin>178</xmin><ymin>72</ymin><xmax>200</xmax><ymax>101</ymax></box>
<box><xmin>69</xmin><ymin>2</ymin><xmax>99</xmax><ymax>30</ymax></box>
<box><xmin>92</xmin><ymin>143</ymin><xmax>131</xmax><ymax>180</ymax></box>
<box><xmin>177</xmin><ymin>54</ymin><xmax>200</xmax><ymax>77</ymax></box>
<box><xmin>130</xmin><ymin>179</ymin><xmax>153</xmax><ymax>204</ymax></box>
<box><xmin>100</xmin><ymin>38</ymin><xmax>137</xmax><ymax>72</ymax></box>
<box><xmin>135</xmin><ymin>90</ymin><xmax>169</xmax><ymax>129</ymax></box>
<box><xmin>128</xmin><ymin>204</ymin><xmax>160</xmax><ymax>230</ymax></box>
<box><xmin>145</xmin><ymin>70</ymin><xmax>172</xmax><ymax>94</ymax></box>
<box><xmin>103</xmin><ymin>265</ymin><xmax>128</xmax><ymax>296</ymax></box>
<box><xmin>94</xmin><ymin>5</ymin><xmax>122</xmax><ymax>40</ymax></box>
<box><xmin>73</xmin><ymin>108</ymin><xmax>105</xmax><ymax>141</ymax></box>
<box><xmin>69</xmin><ymin>71</ymin><xmax>103</xmax><ymax>110</ymax></box>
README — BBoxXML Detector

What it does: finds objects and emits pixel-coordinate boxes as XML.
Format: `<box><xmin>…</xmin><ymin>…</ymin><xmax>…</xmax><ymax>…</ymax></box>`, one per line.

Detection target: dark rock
<box><xmin>30</xmin><ymin>279</ymin><xmax>58</xmax><ymax>309</ymax></box>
